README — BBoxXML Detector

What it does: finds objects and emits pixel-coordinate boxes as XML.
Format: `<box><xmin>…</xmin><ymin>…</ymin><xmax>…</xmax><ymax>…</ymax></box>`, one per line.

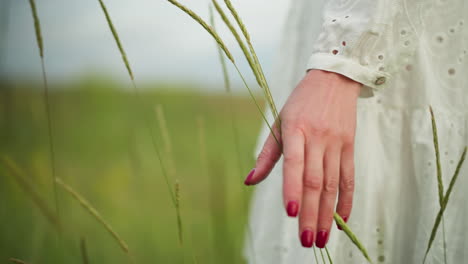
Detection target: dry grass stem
<box><xmin>1</xmin><ymin>156</ymin><xmax>61</xmax><ymax>231</ymax></box>
<box><xmin>423</xmin><ymin>147</ymin><xmax>467</xmax><ymax>263</ymax></box>
<box><xmin>334</xmin><ymin>213</ymin><xmax>373</xmax><ymax>263</ymax></box>
<box><xmin>54</xmin><ymin>177</ymin><xmax>131</xmax><ymax>257</ymax></box>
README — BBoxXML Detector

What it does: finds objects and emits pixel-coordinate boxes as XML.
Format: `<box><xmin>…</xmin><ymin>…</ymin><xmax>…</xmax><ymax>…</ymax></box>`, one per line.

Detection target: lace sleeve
<box><xmin>306</xmin><ymin>0</ymin><xmax>423</xmax><ymax>98</ymax></box>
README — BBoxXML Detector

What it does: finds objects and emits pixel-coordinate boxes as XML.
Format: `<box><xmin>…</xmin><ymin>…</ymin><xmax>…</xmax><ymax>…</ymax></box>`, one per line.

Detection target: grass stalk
<box><xmin>174</xmin><ymin>180</ymin><xmax>184</xmax><ymax>246</ymax></box>
<box><xmin>54</xmin><ymin>177</ymin><xmax>132</xmax><ymax>261</ymax></box>
<box><xmin>429</xmin><ymin>106</ymin><xmax>448</xmax><ymax>263</ymax></box>
<box><xmin>319</xmin><ymin>248</ymin><xmax>326</xmax><ymax>263</ymax></box>
<box><xmin>313</xmin><ymin>247</ymin><xmax>319</xmax><ymax>263</ymax></box>
<box><xmin>334</xmin><ymin>213</ymin><xmax>373</xmax><ymax>263</ymax></box>
<box><xmin>325</xmin><ymin>246</ymin><xmax>333</xmax><ymax>264</ymax></box>
<box><xmin>80</xmin><ymin>237</ymin><xmax>90</xmax><ymax>264</ymax></box>
<box><xmin>27</xmin><ymin>0</ymin><xmax>60</xmax><ymax>223</ymax></box>
<box><xmin>9</xmin><ymin>258</ymin><xmax>30</xmax><ymax>264</ymax></box>
<box><xmin>96</xmin><ymin>0</ymin><xmax>175</xmax><ymax>206</ymax></box>
<box><xmin>97</xmin><ymin>0</ymin><xmax>133</xmax><ymax>80</ymax></box>
<box><xmin>222</xmin><ymin>0</ymin><xmax>280</xmax><ymax>127</ymax></box>
<box><xmin>155</xmin><ymin>105</ymin><xmax>177</xmax><ymax>178</ymax></box>
<box><xmin>210</xmin><ymin>6</ymin><xmax>257</xmax><ymax>263</ymax></box>
<box><xmin>167</xmin><ymin>0</ymin><xmax>280</xmax><ymax>147</ymax></box>
<box><xmin>1</xmin><ymin>156</ymin><xmax>61</xmax><ymax>231</ymax></box>
<box><xmin>423</xmin><ymin>146</ymin><xmax>467</xmax><ymax>263</ymax></box>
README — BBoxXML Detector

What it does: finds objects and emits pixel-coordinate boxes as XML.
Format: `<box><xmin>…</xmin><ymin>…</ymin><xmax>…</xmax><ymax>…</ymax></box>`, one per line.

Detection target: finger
<box><xmin>315</xmin><ymin>144</ymin><xmax>341</xmax><ymax>248</ymax></box>
<box><xmin>244</xmin><ymin>123</ymin><xmax>282</xmax><ymax>185</ymax></box>
<box><xmin>335</xmin><ymin>144</ymin><xmax>355</xmax><ymax>229</ymax></box>
<box><xmin>282</xmin><ymin>126</ymin><xmax>305</xmax><ymax>218</ymax></box>
<box><xmin>299</xmin><ymin>139</ymin><xmax>325</xmax><ymax>248</ymax></box>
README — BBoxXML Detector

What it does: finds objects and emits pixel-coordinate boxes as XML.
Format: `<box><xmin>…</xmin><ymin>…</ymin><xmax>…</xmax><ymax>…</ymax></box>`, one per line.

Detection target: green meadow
<box><xmin>0</xmin><ymin>79</ymin><xmax>264</xmax><ymax>264</ymax></box>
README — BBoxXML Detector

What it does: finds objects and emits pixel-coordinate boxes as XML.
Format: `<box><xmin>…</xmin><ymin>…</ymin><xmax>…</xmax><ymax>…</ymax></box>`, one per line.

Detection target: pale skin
<box><xmin>244</xmin><ymin>69</ymin><xmax>362</xmax><ymax>248</ymax></box>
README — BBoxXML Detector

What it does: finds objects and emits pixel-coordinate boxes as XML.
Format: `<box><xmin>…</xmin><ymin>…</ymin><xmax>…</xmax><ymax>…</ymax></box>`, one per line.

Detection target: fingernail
<box><xmin>337</xmin><ymin>216</ymin><xmax>348</xmax><ymax>230</ymax></box>
<box><xmin>315</xmin><ymin>230</ymin><xmax>329</xmax><ymax>248</ymax></box>
<box><xmin>300</xmin><ymin>229</ymin><xmax>314</xmax><ymax>248</ymax></box>
<box><xmin>244</xmin><ymin>168</ymin><xmax>255</xmax><ymax>186</ymax></box>
<box><xmin>286</xmin><ymin>201</ymin><xmax>299</xmax><ymax>217</ymax></box>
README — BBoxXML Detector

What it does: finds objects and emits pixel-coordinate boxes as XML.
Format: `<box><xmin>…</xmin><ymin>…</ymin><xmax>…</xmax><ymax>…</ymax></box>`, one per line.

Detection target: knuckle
<box><xmin>257</xmin><ymin>147</ymin><xmax>275</xmax><ymax>163</ymax></box>
<box><xmin>341</xmin><ymin>131</ymin><xmax>355</xmax><ymax>145</ymax></box>
<box><xmin>303</xmin><ymin>175</ymin><xmax>322</xmax><ymax>191</ymax></box>
<box><xmin>283</xmin><ymin>153</ymin><xmax>302</xmax><ymax>165</ymax></box>
<box><xmin>309</xmin><ymin>123</ymin><xmax>330</xmax><ymax>138</ymax></box>
<box><xmin>323</xmin><ymin>176</ymin><xmax>339</xmax><ymax>193</ymax></box>
<box><xmin>340</xmin><ymin>174</ymin><xmax>355</xmax><ymax>192</ymax></box>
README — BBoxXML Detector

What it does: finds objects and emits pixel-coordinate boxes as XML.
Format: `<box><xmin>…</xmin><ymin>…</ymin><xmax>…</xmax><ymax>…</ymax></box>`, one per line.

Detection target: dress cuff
<box><xmin>306</xmin><ymin>52</ymin><xmax>391</xmax><ymax>98</ymax></box>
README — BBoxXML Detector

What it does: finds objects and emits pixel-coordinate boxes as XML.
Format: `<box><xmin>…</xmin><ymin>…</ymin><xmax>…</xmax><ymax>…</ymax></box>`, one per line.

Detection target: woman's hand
<box><xmin>244</xmin><ymin>69</ymin><xmax>362</xmax><ymax>248</ymax></box>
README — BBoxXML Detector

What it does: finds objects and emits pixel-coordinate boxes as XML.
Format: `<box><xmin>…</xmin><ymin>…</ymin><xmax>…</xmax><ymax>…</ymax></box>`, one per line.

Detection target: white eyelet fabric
<box><xmin>244</xmin><ymin>0</ymin><xmax>468</xmax><ymax>263</ymax></box>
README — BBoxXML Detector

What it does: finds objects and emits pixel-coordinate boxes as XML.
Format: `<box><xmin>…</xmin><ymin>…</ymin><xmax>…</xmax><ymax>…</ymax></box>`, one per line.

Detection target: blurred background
<box><xmin>0</xmin><ymin>0</ymin><xmax>290</xmax><ymax>263</ymax></box>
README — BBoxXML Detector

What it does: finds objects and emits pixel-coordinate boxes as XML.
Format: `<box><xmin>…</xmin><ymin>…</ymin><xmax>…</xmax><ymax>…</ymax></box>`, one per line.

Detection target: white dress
<box><xmin>244</xmin><ymin>0</ymin><xmax>468</xmax><ymax>263</ymax></box>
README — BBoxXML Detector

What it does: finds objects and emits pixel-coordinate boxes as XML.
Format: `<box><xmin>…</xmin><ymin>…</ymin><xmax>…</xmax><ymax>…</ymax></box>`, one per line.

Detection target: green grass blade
<box><xmin>423</xmin><ymin>147</ymin><xmax>467</xmax><ymax>263</ymax></box>
<box><xmin>325</xmin><ymin>246</ymin><xmax>333</xmax><ymax>264</ymax></box>
<box><xmin>319</xmin><ymin>248</ymin><xmax>326</xmax><ymax>263</ymax></box>
<box><xmin>429</xmin><ymin>106</ymin><xmax>444</xmax><ymax>205</ymax></box>
<box><xmin>80</xmin><ymin>237</ymin><xmax>90</xmax><ymax>264</ymax></box>
<box><xmin>313</xmin><ymin>247</ymin><xmax>320</xmax><ymax>263</ymax></box>
<box><xmin>428</xmin><ymin>106</ymin><xmax>448</xmax><ymax>263</ymax></box>
<box><xmin>1</xmin><ymin>156</ymin><xmax>61</xmax><ymax>231</ymax></box>
<box><xmin>97</xmin><ymin>0</ymin><xmax>133</xmax><ymax>80</ymax></box>
<box><xmin>55</xmin><ymin>178</ymin><xmax>131</xmax><ymax>257</ymax></box>
<box><xmin>334</xmin><ymin>213</ymin><xmax>373</xmax><ymax>263</ymax></box>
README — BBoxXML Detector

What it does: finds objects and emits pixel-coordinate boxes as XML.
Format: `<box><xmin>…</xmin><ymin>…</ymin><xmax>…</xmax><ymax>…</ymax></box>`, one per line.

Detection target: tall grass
<box><xmin>423</xmin><ymin>146</ymin><xmax>467</xmax><ymax>263</ymax></box>
<box><xmin>0</xmin><ymin>156</ymin><xmax>61</xmax><ymax>231</ymax></box>
<box><xmin>209</xmin><ymin>5</ymin><xmax>258</xmax><ymax>263</ymax></box>
<box><xmin>27</xmin><ymin>0</ymin><xmax>60</xmax><ymax>223</ymax></box>
<box><xmin>96</xmin><ymin>0</ymin><xmax>176</xmax><ymax>207</ymax></box>
<box><xmin>167</xmin><ymin>0</ymin><xmax>279</xmax><ymax>146</ymax></box>
<box><xmin>54</xmin><ymin>177</ymin><xmax>133</xmax><ymax>263</ymax></box>
<box><xmin>428</xmin><ymin>106</ymin><xmax>447</xmax><ymax>263</ymax></box>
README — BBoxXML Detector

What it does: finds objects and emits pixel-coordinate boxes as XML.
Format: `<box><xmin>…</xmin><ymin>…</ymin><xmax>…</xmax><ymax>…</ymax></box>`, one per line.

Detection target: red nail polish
<box><xmin>315</xmin><ymin>230</ymin><xmax>329</xmax><ymax>248</ymax></box>
<box><xmin>286</xmin><ymin>201</ymin><xmax>299</xmax><ymax>217</ymax></box>
<box><xmin>337</xmin><ymin>216</ymin><xmax>348</xmax><ymax>230</ymax></box>
<box><xmin>244</xmin><ymin>169</ymin><xmax>255</xmax><ymax>186</ymax></box>
<box><xmin>300</xmin><ymin>229</ymin><xmax>314</xmax><ymax>248</ymax></box>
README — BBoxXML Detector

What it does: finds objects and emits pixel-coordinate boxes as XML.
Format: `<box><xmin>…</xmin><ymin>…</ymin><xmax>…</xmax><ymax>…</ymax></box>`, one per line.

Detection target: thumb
<box><xmin>244</xmin><ymin>124</ymin><xmax>282</xmax><ymax>185</ymax></box>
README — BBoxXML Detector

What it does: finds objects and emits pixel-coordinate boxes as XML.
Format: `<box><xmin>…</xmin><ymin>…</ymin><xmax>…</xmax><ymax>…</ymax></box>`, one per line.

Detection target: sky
<box><xmin>0</xmin><ymin>0</ymin><xmax>290</xmax><ymax>90</ymax></box>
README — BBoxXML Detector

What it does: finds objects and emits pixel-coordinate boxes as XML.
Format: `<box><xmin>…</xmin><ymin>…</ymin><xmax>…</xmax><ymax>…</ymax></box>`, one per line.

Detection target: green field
<box><xmin>0</xmin><ymin>80</ymin><xmax>264</xmax><ymax>264</ymax></box>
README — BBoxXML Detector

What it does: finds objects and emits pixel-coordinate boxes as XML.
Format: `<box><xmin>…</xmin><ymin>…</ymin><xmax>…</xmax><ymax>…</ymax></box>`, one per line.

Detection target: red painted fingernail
<box><xmin>244</xmin><ymin>168</ymin><xmax>255</xmax><ymax>186</ymax></box>
<box><xmin>286</xmin><ymin>201</ymin><xmax>299</xmax><ymax>217</ymax></box>
<box><xmin>315</xmin><ymin>230</ymin><xmax>329</xmax><ymax>248</ymax></box>
<box><xmin>300</xmin><ymin>229</ymin><xmax>314</xmax><ymax>248</ymax></box>
<box><xmin>337</xmin><ymin>216</ymin><xmax>348</xmax><ymax>230</ymax></box>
